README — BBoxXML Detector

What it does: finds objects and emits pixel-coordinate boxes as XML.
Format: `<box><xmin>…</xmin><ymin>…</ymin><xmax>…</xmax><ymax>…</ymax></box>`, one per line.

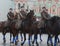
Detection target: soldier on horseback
<box><xmin>41</xmin><ymin>7</ymin><xmax>53</xmax><ymax>45</ymax></box>
<box><xmin>41</xmin><ymin>7</ymin><xmax>51</xmax><ymax>21</ymax></box>
<box><xmin>7</xmin><ymin>8</ymin><xmax>15</xmax><ymax>26</ymax></box>
<box><xmin>41</xmin><ymin>7</ymin><xmax>51</xmax><ymax>28</ymax></box>
<box><xmin>19</xmin><ymin>6</ymin><xmax>27</xmax><ymax>20</ymax></box>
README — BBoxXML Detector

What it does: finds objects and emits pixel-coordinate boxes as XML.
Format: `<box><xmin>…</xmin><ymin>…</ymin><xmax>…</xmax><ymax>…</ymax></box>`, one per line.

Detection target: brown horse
<box><xmin>0</xmin><ymin>21</ymin><xmax>11</xmax><ymax>43</ymax></box>
<box><xmin>44</xmin><ymin>16</ymin><xmax>60</xmax><ymax>46</ymax></box>
<box><xmin>9</xmin><ymin>11</ymin><xmax>24</xmax><ymax>45</ymax></box>
<box><xmin>38</xmin><ymin>16</ymin><xmax>60</xmax><ymax>46</ymax></box>
<box><xmin>20</xmin><ymin>10</ymin><xmax>39</xmax><ymax>46</ymax></box>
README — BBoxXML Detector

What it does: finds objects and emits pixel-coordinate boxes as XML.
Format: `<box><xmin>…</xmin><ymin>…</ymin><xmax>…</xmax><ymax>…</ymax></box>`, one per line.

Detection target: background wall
<box><xmin>0</xmin><ymin>0</ymin><xmax>60</xmax><ymax>21</ymax></box>
<box><xmin>15</xmin><ymin>0</ymin><xmax>60</xmax><ymax>17</ymax></box>
<box><xmin>0</xmin><ymin>0</ymin><xmax>15</xmax><ymax>21</ymax></box>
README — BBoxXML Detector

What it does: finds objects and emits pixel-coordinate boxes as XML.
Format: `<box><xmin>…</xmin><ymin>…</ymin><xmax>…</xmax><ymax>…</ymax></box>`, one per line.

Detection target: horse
<box><xmin>31</xmin><ymin>17</ymin><xmax>52</xmax><ymax>46</ymax></box>
<box><xmin>43</xmin><ymin>16</ymin><xmax>60</xmax><ymax>46</ymax></box>
<box><xmin>36</xmin><ymin>16</ymin><xmax>54</xmax><ymax>45</ymax></box>
<box><xmin>9</xmin><ymin>11</ymin><xmax>23</xmax><ymax>45</ymax></box>
<box><xmin>20</xmin><ymin>10</ymin><xmax>40</xmax><ymax>46</ymax></box>
<box><xmin>0</xmin><ymin>20</ymin><xmax>12</xmax><ymax>43</ymax></box>
<box><xmin>31</xmin><ymin>17</ymin><xmax>40</xmax><ymax>46</ymax></box>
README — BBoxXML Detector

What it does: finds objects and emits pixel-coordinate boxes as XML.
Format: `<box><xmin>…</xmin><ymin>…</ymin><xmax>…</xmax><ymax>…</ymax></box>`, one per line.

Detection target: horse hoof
<box><xmin>29</xmin><ymin>43</ymin><xmax>31</xmax><ymax>46</ymax></box>
<box><xmin>21</xmin><ymin>39</ymin><xmax>23</xmax><ymax>41</ymax></box>
<box><xmin>13</xmin><ymin>44</ymin><xmax>16</xmax><ymax>46</ymax></box>
<box><xmin>3</xmin><ymin>40</ymin><xmax>6</xmax><ymax>43</ymax></box>
<box><xmin>32</xmin><ymin>41</ymin><xmax>34</xmax><ymax>44</ymax></box>
<box><xmin>47</xmin><ymin>42</ymin><xmax>49</xmax><ymax>45</ymax></box>
<box><xmin>36</xmin><ymin>43</ymin><xmax>39</xmax><ymax>46</ymax></box>
<box><xmin>15</xmin><ymin>41</ymin><xmax>18</xmax><ymax>45</ymax></box>
<box><xmin>10</xmin><ymin>43</ymin><xmax>15</xmax><ymax>46</ymax></box>
<box><xmin>51</xmin><ymin>44</ymin><xmax>53</xmax><ymax>46</ymax></box>
<box><xmin>29</xmin><ymin>44</ymin><xmax>31</xmax><ymax>46</ymax></box>
<box><xmin>21</xmin><ymin>43</ymin><xmax>23</xmax><ymax>46</ymax></box>
<box><xmin>16</xmin><ymin>40</ymin><xmax>19</xmax><ymax>42</ymax></box>
<box><xmin>10</xmin><ymin>41</ymin><xmax>14</xmax><ymax>43</ymax></box>
<box><xmin>32</xmin><ymin>42</ymin><xmax>34</xmax><ymax>46</ymax></box>
<box><xmin>51</xmin><ymin>43</ymin><xmax>53</xmax><ymax>46</ymax></box>
<box><xmin>58</xmin><ymin>41</ymin><xmax>60</xmax><ymax>43</ymax></box>
<box><xmin>41</xmin><ymin>40</ymin><xmax>42</xmax><ymax>41</ymax></box>
<box><xmin>21</xmin><ymin>44</ymin><xmax>23</xmax><ymax>46</ymax></box>
<box><xmin>47</xmin><ymin>44</ymin><xmax>50</xmax><ymax>46</ymax></box>
<box><xmin>32</xmin><ymin>44</ymin><xmax>34</xmax><ymax>46</ymax></box>
<box><xmin>37</xmin><ymin>44</ymin><xmax>39</xmax><ymax>46</ymax></box>
<box><xmin>40</xmin><ymin>39</ymin><xmax>42</xmax><ymax>42</ymax></box>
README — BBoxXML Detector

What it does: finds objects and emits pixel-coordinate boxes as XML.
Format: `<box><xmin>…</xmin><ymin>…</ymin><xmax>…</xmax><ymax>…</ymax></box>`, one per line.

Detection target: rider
<box><xmin>26</xmin><ymin>10</ymin><xmax>34</xmax><ymax>19</ymax></box>
<box><xmin>14</xmin><ymin>9</ymin><xmax>18</xmax><ymax>20</ymax></box>
<box><xmin>41</xmin><ymin>7</ymin><xmax>51</xmax><ymax>27</ymax></box>
<box><xmin>41</xmin><ymin>7</ymin><xmax>52</xmax><ymax>44</ymax></box>
<box><xmin>19</xmin><ymin>6</ymin><xmax>27</xmax><ymax>20</ymax></box>
<box><xmin>7</xmin><ymin>8</ymin><xmax>14</xmax><ymax>25</ymax></box>
<box><xmin>41</xmin><ymin>7</ymin><xmax>51</xmax><ymax>21</ymax></box>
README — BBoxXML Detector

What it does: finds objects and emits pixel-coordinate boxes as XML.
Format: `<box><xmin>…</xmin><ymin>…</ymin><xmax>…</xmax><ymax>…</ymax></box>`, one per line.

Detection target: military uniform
<box><xmin>20</xmin><ymin>10</ymin><xmax>27</xmax><ymax>19</ymax></box>
<box><xmin>7</xmin><ymin>11</ymin><xmax>14</xmax><ymax>21</ymax></box>
<box><xmin>41</xmin><ymin>10</ymin><xmax>51</xmax><ymax>28</ymax></box>
<box><xmin>41</xmin><ymin>11</ymin><xmax>51</xmax><ymax>20</ymax></box>
<box><xmin>7</xmin><ymin>11</ymin><xmax>14</xmax><ymax>26</ymax></box>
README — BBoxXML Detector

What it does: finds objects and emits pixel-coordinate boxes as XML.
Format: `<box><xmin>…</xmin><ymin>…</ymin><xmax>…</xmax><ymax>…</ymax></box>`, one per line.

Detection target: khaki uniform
<box><xmin>41</xmin><ymin>11</ymin><xmax>51</xmax><ymax>28</ymax></box>
<box><xmin>7</xmin><ymin>12</ymin><xmax>14</xmax><ymax>26</ymax></box>
<box><xmin>7</xmin><ymin>12</ymin><xmax>14</xmax><ymax>21</ymax></box>
<box><xmin>19</xmin><ymin>10</ymin><xmax>27</xmax><ymax>20</ymax></box>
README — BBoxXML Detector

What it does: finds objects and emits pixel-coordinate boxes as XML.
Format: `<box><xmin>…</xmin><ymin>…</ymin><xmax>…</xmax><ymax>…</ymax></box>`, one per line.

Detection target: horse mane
<box><xmin>26</xmin><ymin>10</ymin><xmax>34</xmax><ymax>19</ymax></box>
<box><xmin>49</xmin><ymin>16</ymin><xmax>60</xmax><ymax>24</ymax></box>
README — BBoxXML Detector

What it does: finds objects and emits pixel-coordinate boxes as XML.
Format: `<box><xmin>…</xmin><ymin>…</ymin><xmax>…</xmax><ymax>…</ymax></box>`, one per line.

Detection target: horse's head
<box><xmin>30</xmin><ymin>10</ymin><xmax>34</xmax><ymax>15</ymax></box>
<box><xmin>49</xmin><ymin>16</ymin><xmax>60</xmax><ymax>25</ymax></box>
<box><xmin>26</xmin><ymin>10</ymin><xmax>34</xmax><ymax>19</ymax></box>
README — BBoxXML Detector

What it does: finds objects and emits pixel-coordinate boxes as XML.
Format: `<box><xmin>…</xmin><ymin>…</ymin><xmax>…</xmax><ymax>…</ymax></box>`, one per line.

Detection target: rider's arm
<box><xmin>41</xmin><ymin>12</ymin><xmax>50</xmax><ymax>20</ymax></box>
<box><xmin>7</xmin><ymin>13</ymin><xmax>14</xmax><ymax>20</ymax></box>
<box><xmin>19</xmin><ymin>12</ymin><xmax>25</xmax><ymax>19</ymax></box>
<box><xmin>7</xmin><ymin>13</ymin><xmax>11</xmax><ymax>19</ymax></box>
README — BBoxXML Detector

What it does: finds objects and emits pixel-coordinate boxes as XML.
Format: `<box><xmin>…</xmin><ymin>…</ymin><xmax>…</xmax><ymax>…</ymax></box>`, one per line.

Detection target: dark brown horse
<box><xmin>0</xmin><ymin>21</ymin><xmax>10</xmax><ymax>43</ymax></box>
<box><xmin>35</xmin><ymin>17</ymin><xmax>60</xmax><ymax>46</ymax></box>
<box><xmin>42</xmin><ymin>16</ymin><xmax>60</xmax><ymax>46</ymax></box>
<box><xmin>32</xmin><ymin>16</ymin><xmax>60</xmax><ymax>46</ymax></box>
<box><xmin>20</xmin><ymin>10</ymin><xmax>39</xmax><ymax>46</ymax></box>
<box><xmin>9</xmin><ymin>11</ymin><xmax>22</xmax><ymax>45</ymax></box>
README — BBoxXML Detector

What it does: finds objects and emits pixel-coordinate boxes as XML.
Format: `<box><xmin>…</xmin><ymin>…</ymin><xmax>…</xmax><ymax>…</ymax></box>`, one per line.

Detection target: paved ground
<box><xmin>0</xmin><ymin>33</ymin><xmax>60</xmax><ymax>46</ymax></box>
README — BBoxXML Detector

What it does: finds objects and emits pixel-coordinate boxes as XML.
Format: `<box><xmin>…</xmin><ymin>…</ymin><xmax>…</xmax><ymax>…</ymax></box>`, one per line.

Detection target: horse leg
<box><xmin>57</xmin><ymin>37</ymin><xmax>60</xmax><ymax>43</ymax></box>
<box><xmin>54</xmin><ymin>35</ymin><xmax>58</xmax><ymax>46</ymax></box>
<box><xmin>16</xmin><ymin>34</ymin><xmax>19</xmax><ymax>42</ymax></box>
<box><xmin>11</xmin><ymin>35</ymin><xmax>16</xmax><ymax>45</ymax></box>
<box><xmin>3</xmin><ymin>28</ymin><xmax>7</xmax><ymax>43</ymax></box>
<box><xmin>28</xmin><ymin>34</ymin><xmax>32</xmax><ymax>46</ymax></box>
<box><xmin>3</xmin><ymin>34</ymin><xmax>6</xmax><ymax>43</ymax></box>
<box><xmin>14</xmin><ymin>35</ymin><xmax>19</xmax><ymax>45</ymax></box>
<box><xmin>32</xmin><ymin>34</ymin><xmax>39</xmax><ymax>46</ymax></box>
<box><xmin>47</xmin><ymin>35</ymin><xmax>53</xmax><ymax>46</ymax></box>
<box><xmin>10</xmin><ymin>33</ymin><xmax>12</xmax><ymax>43</ymax></box>
<box><xmin>40</xmin><ymin>34</ymin><xmax>42</xmax><ymax>42</ymax></box>
<box><xmin>21</xmin><ymin>33</ymin><xmax>26</xmax><ymax>46</ymax></box>
<box><xmin>50</xmin><ymin>36</ymin><xmax>53</xmax><ymax>46</ymax></box>
<box><xmin>35</xmin><ymin>34</ymin><xmax>39</xmax><ymax>46</ymax></box>
<box><xmin>47</xmin><ymin>35</ymin><xmax>51</xmax><ymax>44</ymax></box>
<box><xmin>32</xmin><ymin>34</ymin><xmax>35</xmax><ymax>46</ymax></box>
<box><xmin>20</xmin><ymin>33</ymin><xmax>23</xmax><ymax>41</ymax></box>
<box><xmin>13</xmin><ymin>37</ymin><xmax>15</xmax><ymax>44</ymax></box>
<box><xmin>13</xmin><ymin>36</ymin><xmax>18</xmax><ymax>45</ymax></box>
